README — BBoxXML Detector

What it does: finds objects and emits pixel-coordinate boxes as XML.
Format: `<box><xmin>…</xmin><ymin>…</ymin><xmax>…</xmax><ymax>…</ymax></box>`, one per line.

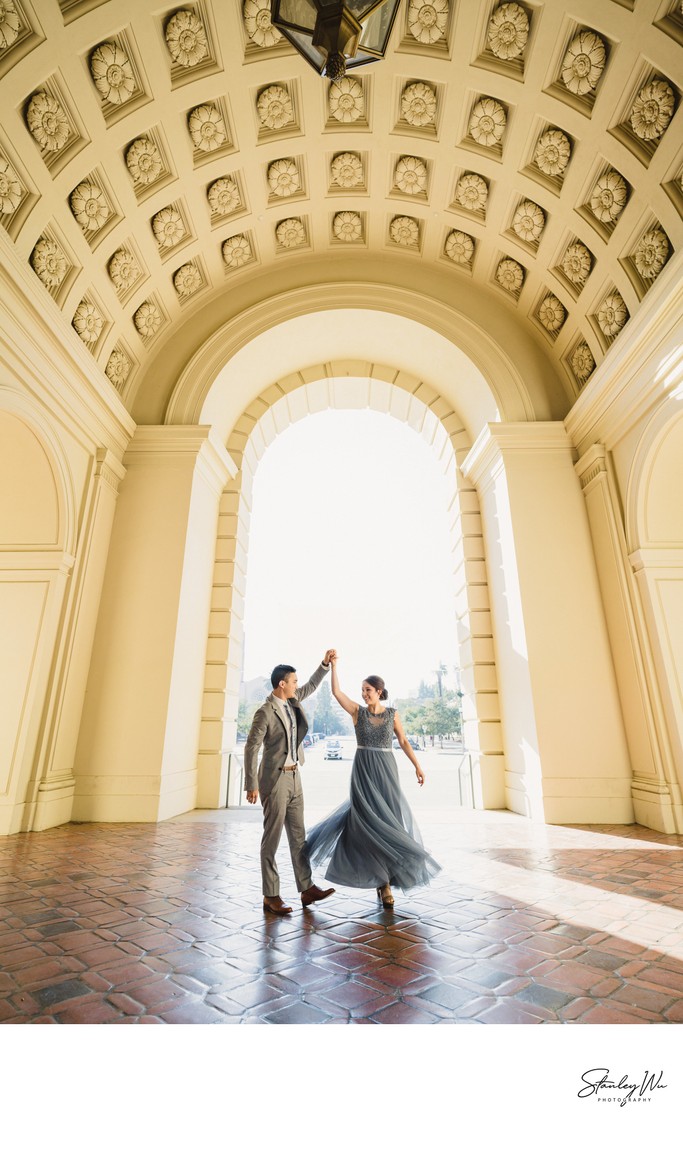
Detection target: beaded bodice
<box><xmin>355</xmin><ymin>706</ymin><xmax>395</xmax><ymax>749</ymax></box>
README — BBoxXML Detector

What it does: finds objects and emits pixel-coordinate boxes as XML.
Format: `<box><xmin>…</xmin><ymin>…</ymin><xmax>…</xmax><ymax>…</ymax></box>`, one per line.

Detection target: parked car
<box><xmin>392</xmin><ymin>735</ymin><xmax>420</xmax><ymax>750</ymax></box>
<box><xmin>325</xmin><ymin>739</ymin><xmax>343</xmax><ymax>760</ymax></box>
<box><xmin>302</xmin><ymin>734</ymin><xmax>313</xmax><ymax>748</ymax></box>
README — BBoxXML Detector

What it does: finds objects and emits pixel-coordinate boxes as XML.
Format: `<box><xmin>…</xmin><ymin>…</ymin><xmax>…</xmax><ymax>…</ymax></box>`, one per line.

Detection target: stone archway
<box><xmin>195</xmin><ymin>363</ymin><xmax>505</xmax><ymax>814</ymax></box>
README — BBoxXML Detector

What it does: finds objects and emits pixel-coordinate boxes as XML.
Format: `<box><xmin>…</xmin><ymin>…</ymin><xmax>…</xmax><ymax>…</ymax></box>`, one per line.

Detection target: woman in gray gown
<box><xmin>304</xmin><ymin>655</ymin><xmax>440</xmax><ymax>908</ymax></box>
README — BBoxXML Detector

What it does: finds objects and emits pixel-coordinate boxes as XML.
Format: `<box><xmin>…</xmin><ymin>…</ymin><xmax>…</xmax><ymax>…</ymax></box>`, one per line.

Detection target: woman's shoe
<box><xmin>377</xmin><ymin>883</ymin><xmax>394</xmax><ymax>908</ymax></box>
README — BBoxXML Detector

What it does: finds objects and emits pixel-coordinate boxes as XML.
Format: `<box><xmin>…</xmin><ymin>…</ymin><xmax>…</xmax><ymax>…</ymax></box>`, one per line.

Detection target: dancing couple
<box><xmin>244</xmin><ymin>650</ymin><xmax>440</xmax><ymax>915</ymax></box>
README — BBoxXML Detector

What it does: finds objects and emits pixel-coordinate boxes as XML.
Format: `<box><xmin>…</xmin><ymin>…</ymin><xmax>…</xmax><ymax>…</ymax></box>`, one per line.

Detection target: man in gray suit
<box><xmin>245</xmin><ymin>652</ymin><xmax>336</xmax><ymax>915</ymax></box>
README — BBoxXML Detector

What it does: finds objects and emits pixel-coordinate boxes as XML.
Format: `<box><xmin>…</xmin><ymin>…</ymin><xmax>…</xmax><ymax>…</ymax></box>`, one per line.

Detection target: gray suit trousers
<box><xmin>260</xmin><ymin>769</ymin><xmax>312</xmax><ymax>896</ymax></box>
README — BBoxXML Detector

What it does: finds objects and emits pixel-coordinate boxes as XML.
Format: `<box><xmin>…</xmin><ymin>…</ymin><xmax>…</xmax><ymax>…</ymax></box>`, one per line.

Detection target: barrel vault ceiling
<box><xmin>1</xmin><ymin>0</ymin><xmax>682</xmax><ymax>419</ymax></box>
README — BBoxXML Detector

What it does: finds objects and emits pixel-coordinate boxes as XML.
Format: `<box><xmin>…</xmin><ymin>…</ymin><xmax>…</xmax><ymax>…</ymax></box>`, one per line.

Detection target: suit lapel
<box><xmin>267</xmin><ymin>695</ymin><xmax>288</xmax><ymax>737</ymax></box>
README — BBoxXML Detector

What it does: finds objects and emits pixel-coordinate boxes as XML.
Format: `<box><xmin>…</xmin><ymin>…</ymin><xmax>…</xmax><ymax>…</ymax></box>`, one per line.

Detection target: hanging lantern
<box><xmin>271</xmin><ymin>1</ymin><xmax>401</xmax><ymax>80</ymax></box>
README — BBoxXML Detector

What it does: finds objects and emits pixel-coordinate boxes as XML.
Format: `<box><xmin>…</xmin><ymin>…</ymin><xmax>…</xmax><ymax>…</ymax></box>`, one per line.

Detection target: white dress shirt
<box><xmin>272</xmin><ymin>694</ymin><xmax>298</xmax><ymax>766</ymax></box>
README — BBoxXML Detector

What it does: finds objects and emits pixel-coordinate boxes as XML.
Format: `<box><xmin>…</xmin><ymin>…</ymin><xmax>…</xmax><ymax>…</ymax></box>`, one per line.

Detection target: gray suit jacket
<box><xmin>244</xmin><ymin>662</ymin><xmax>330</xmax><ymax>797</ymax></box>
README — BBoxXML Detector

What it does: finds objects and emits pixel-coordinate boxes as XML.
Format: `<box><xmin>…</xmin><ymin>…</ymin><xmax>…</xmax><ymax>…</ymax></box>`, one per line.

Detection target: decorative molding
<box><xmin>445</xmin><ymin>229</ymin><xmax>474</xmax><ymax>265</ymax></box>
<box><xmin>72</xmin><ymin>297</ymin><xmax>105</xmax><ymax>349</ymax></box>
<box><xmin>560</xmin><ymin>30</ymin><xmax>606</xmax><ymax>97</ymax></box>
<box><xmin>208</xmin><ymin>176</ymin><xmax>241</xmax><ymax>216</ymax></box>
<box><xmin>108</xmin><ymin>245</ymin><xmax>142</xmax><ymax>296</ymax></box>
<box><xmin>330</xmin><ymin>151</ymin><xmax>363</xmax><ymax>189</ymax></box>
<box><xmin>630</xmin><ymin>79</ymin><xmax>675</xmax><ymax>142</ymax></box>
<box><xmin>125</xmin><ymin>135</ymin><xmax>165</xmax><ymax>188</ymax></box>
<box><xmin>534</xmin><ymin>128</ymin><xmax>571</xmax><ymax>177</ymax></box>
<box><xmin>589</xmin><ymin>169</ymin><xmax>627</xmax><ymax>223</ymax></box>
<box><xmin>389</xmin><ymin>215</ymin><xmax>419</xmax><ymax>248</ymax></box>
<box><xmin>574</xmin><ymin>442</ymin><xmax>607</xmax><ymax>491</ymax></box>
<box><xmin>0</xmin><ymin>0</ymin><xmax>22</xmax><ymax>52</ymax></box>
<box><xmin>267</xmin><ymin>157</ymin><xmax>300</xmax><ymax>197</ymax></box>
<box><xmin>394</xmin><ymin>154</ymin><xmax>427</xmax><ymax>195</ymax></box>
<box><xmin>275</xmin><ymin>216</ymin><xmax>306</xmax><ymax>249</ymax></box>
<box><xmin>189</xmin><ymin>103</ymin><xmax>227</xmax><ymax>152</ymax></box>
<box><xmin>257</xmin><ymin>84</ymin><xmax>293</xmax><ymax>131</ymax></box>
<box><xmin>151</xmin><ymin>202</ymin><xmax>192</xmax><ymax>254</ymax></box>
<box><xmin>90</xmin><ymin>41</ymin><xmax>135</xmax><ymax>105</ymax></box>
<box><xmin>407</xmin><ymin>0</ymin><xmax>448</xmax><ymax>46</ymax></box>
<box><xmin>629</xmin><ymin>547</ymin><xmax>683</xmax><ymax>573</ymax></box>
<box><xmin>94</xmin><ymin>448</ymin><xmax>127</xmax><ymax>493</ymax></box>
<box><xmin>30</xmin><ymin>234</ymin><xmax>68</xmax><ymax>290</ymax></box>
<box><xmin>633</xmin><ymin>227</ymin><xmax>670</xmax><ymax>282</ymax></box>
<box><xmin>401</xmin><ymin>81</ymin><xmax>437</xmax><ymax>127</ymax></box>
<box><xmin>496</xmin><ymin>257</ymin><xmax>524</xmax><ymax>295</ymax></box>
<box><xmin>222</xmin><ymin>233</ymin><xmax>252</xmax><ymax>269</ymax></box>
<box><xmin>462</xmin><ymin>421</ymin><xmax>573</xmax><ymax>493</ymax></box>
<box><xmin>133</xmin><ymin>298</ymin><xmax>164</xmax><ymax>340</ymax></box>
<box><xmin>163</xmin><ymin>279</ymin><xmax>539</xmax><ymax>429</ymax></box>
<box><xmin>596</xmin><ymin>290</ymin><xmax>628</xmax><ymax>338</ymax></box>
<box><xmin>332</xmin><ymin>211</ymin><xmax>362</xmax><ymax>243</ymax></box>
<box><xmin>454</xmin><ymin>172</ymin><xmax>488</xmax><ymax>213</ymax></box>
<box><xmin>173</xmin><ymin>259</ymin><xmax>205</xmax><ymax>300</ymax></box>
<box><xmin>469</xmin><ymin>98</ymin><xmax>506</xmax><ymax>148</ymax></box>
<box><xmin>488</xmin><ymin>3</ymin><xmax>529</xmax><ymax>61</ymax></box>
<box><xmin>243</xmin><ymin>0</ymin><xmax>282</xmax><ymax>48</ymax></box>
<box><xmin>104</xmin><ymin>346</ymin><xmax>133</xmax><ymax>393</ymax></box>
<box><xmin>562</xmin><ymin>240</ymin><xmax>592</xmax><ymax>286</ymax></box>
<box><xmin>538</xmin><ymin>293</ymin><xmax>566</xmax><ymax>335</ymax></box>
<box><xmin>569</xmin><ymin>339</ymin><xmax>596</xmax><ymax>387</ymax></box>
<box><xmin>123</xmin><ymin>426</ymin><xmax>237</xmax><ymax>491</ymax></box>
<box><xmin>26</xmin><ymin>89</ymin><xmax>69</xmax><ymax>152</ymax></box>
<box><xmin>328</xmin><ymin>76</ymin><xmax>364</xmax><ymax>124</ymax></box>
<box><xmin>512</xmin><ymin>199</ymin><xmax>545</xmax><ymax>244</ymax></box>
<box><xmin>564</xmin><ymin>264</ymin><xmax>683</xmax><ymax>454</ymax></box>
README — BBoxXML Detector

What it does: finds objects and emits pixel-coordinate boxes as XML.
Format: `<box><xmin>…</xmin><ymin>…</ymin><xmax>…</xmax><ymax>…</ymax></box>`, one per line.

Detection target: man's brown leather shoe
<box><xmin>263</xmin><ymin>895</ymin><xmax>292</xmax><ymax>915</ymax></box>
<box><xmin>301</xmin><ymin>884</ymin><xmax>335</xmax><ymax>907</ymax></box>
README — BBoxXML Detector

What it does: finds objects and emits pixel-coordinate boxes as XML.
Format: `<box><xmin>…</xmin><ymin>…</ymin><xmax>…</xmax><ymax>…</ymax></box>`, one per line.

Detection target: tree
<box><xmin>237</xmin><ymin>701</ymin><xmax>258</xmax><ymax>738</ymax></box>
<box><xmin>311</xmin><ymin>682</ymin><xmax>348</xmax><ymax>735</ymax></box>
<box><xmin>422</xmin><ymin>697</ymin><xmax>461</xmax><ymax>738</ymax></box>
<box><xmin>433</xmin><ymin>662</ymin><xmax>448</xmax><ymax>698</ymax></box>
<box><xmin>418</xmin><ymin>678</ymin><xmax>435</xmax><ymax>699</ymax></box>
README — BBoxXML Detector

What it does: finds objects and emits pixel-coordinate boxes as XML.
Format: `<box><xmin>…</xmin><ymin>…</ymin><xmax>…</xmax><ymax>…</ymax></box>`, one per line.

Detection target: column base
<box><xmin>631</xmin><ymin>779</ymin><xmax>683</xmax><ymax>833</ymax></box>
<box><xmin>31</xmin><ymin>776</ymin><xmax>76</xmax><ymax>831</ymax></box>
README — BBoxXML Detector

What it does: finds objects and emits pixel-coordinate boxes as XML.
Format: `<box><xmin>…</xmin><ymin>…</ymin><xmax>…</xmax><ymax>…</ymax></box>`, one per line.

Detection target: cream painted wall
<box><xmin>0</xmin><ymin>396</ymin><xmax>128</xmax><ymax>834</ymax></box>
<box><xmin>0</xmin><ymin>397</ymin><xmax>81</xmax><ymax>834</ymax></box>
<box><xmin>0</xmin><ymin>415</ymin><xmax>60</xmax><ymax>545</ymax></box>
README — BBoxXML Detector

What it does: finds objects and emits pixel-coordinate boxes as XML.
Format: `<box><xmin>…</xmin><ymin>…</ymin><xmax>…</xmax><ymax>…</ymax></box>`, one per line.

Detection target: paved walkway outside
<box><xmin>0</xmin><ymin>807</ymin><xmax>681</xmax><ymax>1024</ymax></box>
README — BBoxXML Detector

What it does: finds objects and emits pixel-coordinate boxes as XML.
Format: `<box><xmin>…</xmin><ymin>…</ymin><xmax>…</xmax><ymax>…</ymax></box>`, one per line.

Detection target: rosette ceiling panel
<box><xmin>1</xmin><ymin>0</ymin><xmax>681</xmax><ymax>410</ymax></box>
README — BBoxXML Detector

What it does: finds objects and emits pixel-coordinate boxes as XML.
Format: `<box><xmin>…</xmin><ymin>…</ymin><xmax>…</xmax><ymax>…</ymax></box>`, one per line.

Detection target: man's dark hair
<box><xmin>271</xmin><ymin>663</ymin><xmax>296</xmax><ymax>689</ymax></box>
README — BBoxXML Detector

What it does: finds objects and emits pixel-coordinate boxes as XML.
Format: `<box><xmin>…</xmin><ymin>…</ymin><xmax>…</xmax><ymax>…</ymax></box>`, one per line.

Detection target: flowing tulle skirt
<box><xmin>304</xmin><ymin>747</ymin><xmax>441</xmax><ymax>892</ymax></box>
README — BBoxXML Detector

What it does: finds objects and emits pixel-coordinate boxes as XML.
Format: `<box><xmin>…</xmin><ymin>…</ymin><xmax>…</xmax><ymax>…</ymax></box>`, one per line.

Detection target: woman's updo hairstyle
<box><xmin>365</xmin><ymin>675</ymin><xmax>388</xmax><ymax>701</ymax></box>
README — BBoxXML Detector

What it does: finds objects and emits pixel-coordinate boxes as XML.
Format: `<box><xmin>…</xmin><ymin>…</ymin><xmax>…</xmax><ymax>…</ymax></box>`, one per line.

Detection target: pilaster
<box><xmin>74</xmin><ymin>426</ymin><xmax>236</xmax><ymax>823</ymax></box>
<box><xmin>463</xmin><ymin>422</ymin><xmax>633</xmax><ymax>824</ymax></box>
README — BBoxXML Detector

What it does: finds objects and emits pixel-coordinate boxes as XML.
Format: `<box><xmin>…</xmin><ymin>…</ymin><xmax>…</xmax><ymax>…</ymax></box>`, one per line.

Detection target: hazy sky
<box><xmin>242</xmin><ymin>406</ymin><xmax>459</xmax><ymax>700</ymax></box>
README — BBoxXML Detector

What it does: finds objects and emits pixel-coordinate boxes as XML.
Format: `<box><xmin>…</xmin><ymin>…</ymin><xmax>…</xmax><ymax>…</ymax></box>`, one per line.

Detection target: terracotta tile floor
<box><xmin>1</xmin><ymin>808</ymin><xmax>682</xmax><ymax>1024</ymax></box>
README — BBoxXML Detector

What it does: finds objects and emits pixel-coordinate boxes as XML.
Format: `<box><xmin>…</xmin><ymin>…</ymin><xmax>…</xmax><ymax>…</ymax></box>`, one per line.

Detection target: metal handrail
<box><xmin>225</xmin><ymin>750</ymin><xmax>245</xmax><ymax>807</ymax></box>
<box><xmin>225</xmin><ymin>746</ymin><xmax>478</xmax><ymax>808</ymax></box>
<box><xmin>455</xmin><ymin>751</ymin><xmax>476</xmax><ymax>808</ymax></box>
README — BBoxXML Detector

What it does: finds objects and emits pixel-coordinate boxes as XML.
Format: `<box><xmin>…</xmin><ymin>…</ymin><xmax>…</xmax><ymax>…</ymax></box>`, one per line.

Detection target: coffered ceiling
<box><xmin>1</xmin><ymin>0</ymin><xmax>681</xmax><ymax>420</ymax></box>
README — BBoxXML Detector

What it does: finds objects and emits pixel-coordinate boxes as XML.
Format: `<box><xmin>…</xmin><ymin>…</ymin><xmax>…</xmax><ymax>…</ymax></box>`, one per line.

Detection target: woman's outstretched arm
<box><xmin>393</xmin><ymin>712</ymin><xmax>425</xmax><ymax>786</ymax></box>
<box><xmin>330</xmin><ymin>655</ymin><xmax>359</xmax><ymax>723</ymax></box>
